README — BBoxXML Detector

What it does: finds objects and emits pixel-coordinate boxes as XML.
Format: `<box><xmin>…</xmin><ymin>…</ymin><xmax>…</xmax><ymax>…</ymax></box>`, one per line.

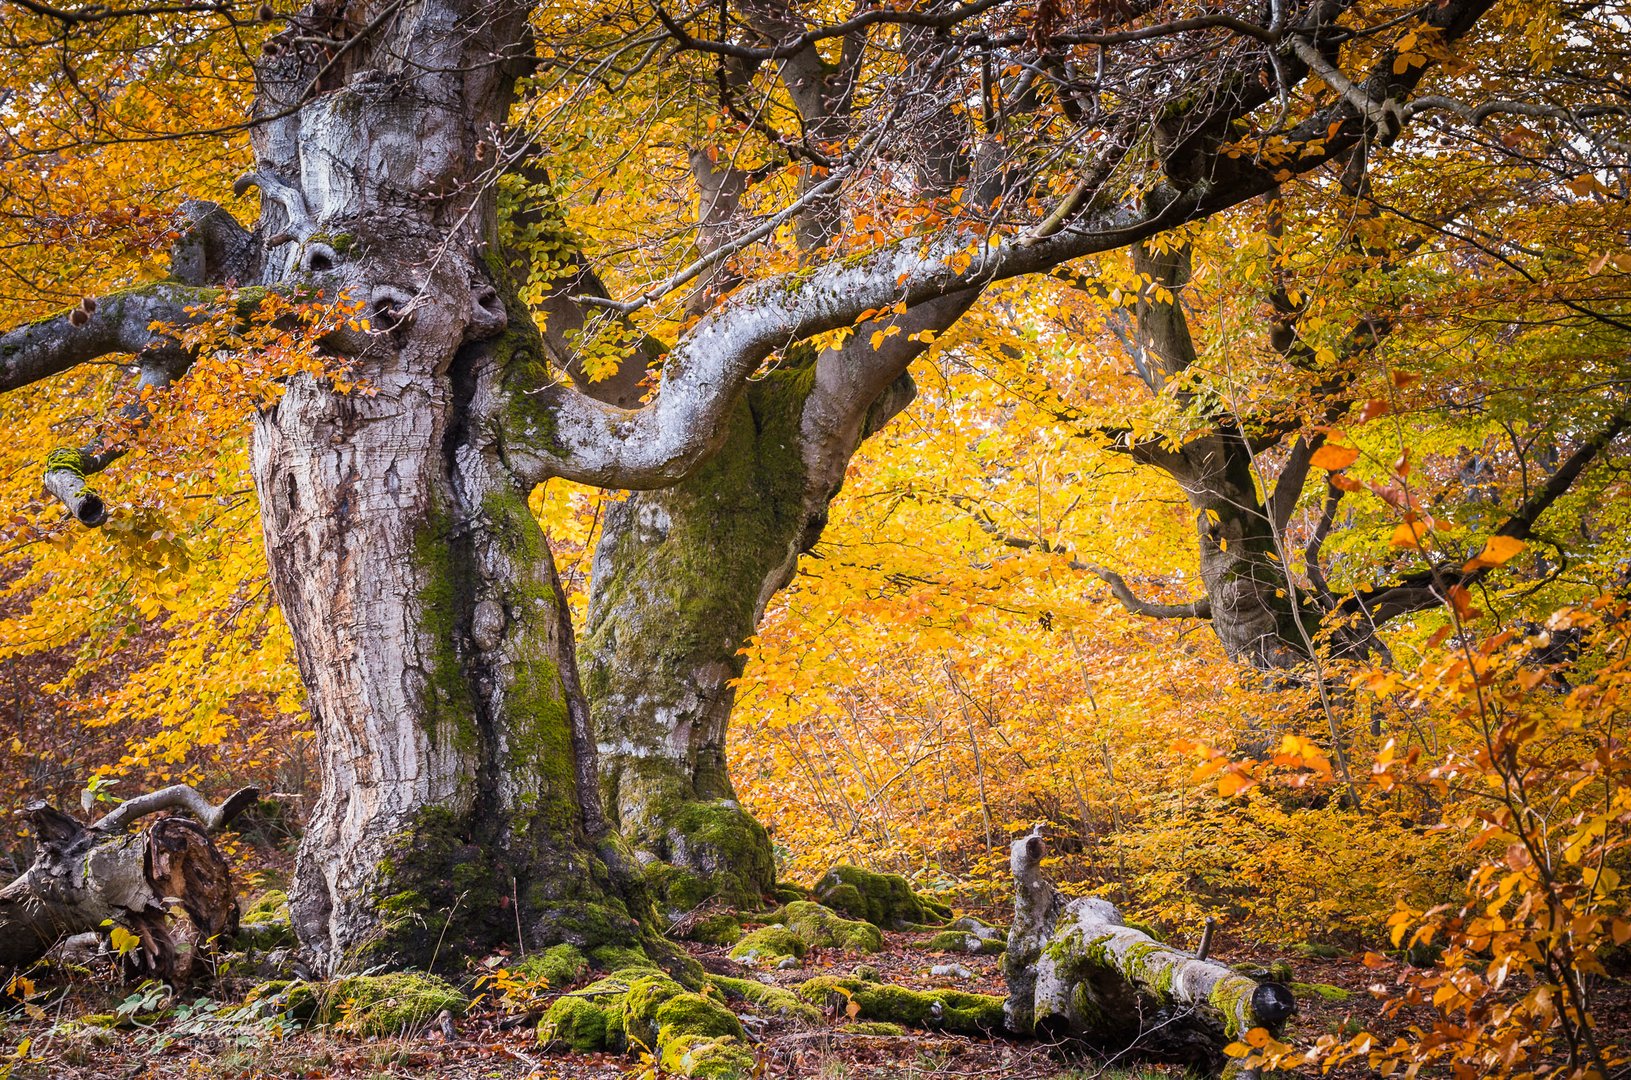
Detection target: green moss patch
<box><xmin>236</xmin><ymin>914</ymin><xmax>294</xmax><ymax>950</ymax></box>
<box><xmin>660</xmin><ymin>1034</ymin><xmax>757</xmax><ymax>1079</ymax></box>
<box><xmin>727</xmin><ymin>925</ymin><xmax>805</xmax><ymax>966</ymax></box>
<box><xmin>1291</xmin><ymin>981</ymin><xmax>1353</xmax><ymax>1003</ymax></box>
<box><xmin>515</xmin><ymin>943</ymin><xmax>590</xmax><ymax>988</ymax></box>
<box><xmin>539</xmin><ymin>993</ymin><xmax>612</xmax><ymax>1052</ymax></box>
<box><xmin>242</xmin><ymin>890</ymin><xmax>288</xmax><ymax>921</ymax></box>
<box><xmin>706</xmin><ymin>975</ymin><xmax>822</xmax><ymax>1023</ymax></box>
<box><xmin>313</xmin><ymin>972</ymin><xmax>467</xmax><ymax>1037</ymax></box>
<box><xmin>813</xmin><ymin>865</ymin><xmax>952</xmax><ymax>929</ymax></box>
<box><xmin>776</xmin><ymin>901</ymin><xmax>883</xmax><ymax>953</ymax></box>
<box><xmin>235</xmin><ymin>888</ymin><xmax>294</xmax><ymax>949</ymax></box>
<box><xmin>679</xmin><ymin>913</ymin><xmax>744</xmax><ymax>946</ymax></box>
<box><xmin>539</xmin><ymin>972</ymin><xmax>753</xmax><ymax>1078</ymax></box>
<box><xmin>796</xmin><ymin>976</ymin><xmax>1004</xmax><ymax>1035</ymax></box>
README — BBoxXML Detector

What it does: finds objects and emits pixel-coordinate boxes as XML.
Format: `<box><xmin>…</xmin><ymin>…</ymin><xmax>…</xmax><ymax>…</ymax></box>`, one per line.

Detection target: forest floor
<box><xmin>0</xmin><ymin>922</ymin><xmax>1544</xmax><ymax>1080</ymax></box>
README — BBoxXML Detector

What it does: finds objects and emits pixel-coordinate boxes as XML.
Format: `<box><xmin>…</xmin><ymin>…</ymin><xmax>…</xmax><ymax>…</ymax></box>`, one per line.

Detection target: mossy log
<box><xmin>1003</xmin><ymin>828</ymin><xmax>1294</xmax><ymax>1073</ymax></box>
<box><xmin>0</xmin><ymin>785</ymin><xmax>256</xmax><ymax>978</ymax></box>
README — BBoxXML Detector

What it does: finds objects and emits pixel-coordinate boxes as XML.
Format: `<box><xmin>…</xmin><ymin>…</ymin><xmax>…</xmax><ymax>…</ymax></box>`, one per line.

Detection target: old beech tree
<box><xmin>0</xmin><ymin>0</ymin><xmax>1501</xmax><ymax>973</ymax></box>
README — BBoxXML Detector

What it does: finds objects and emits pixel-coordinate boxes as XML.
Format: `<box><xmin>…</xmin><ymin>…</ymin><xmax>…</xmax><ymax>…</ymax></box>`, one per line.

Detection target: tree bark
<box><xmin>0</xmin><ymin>788</ymin><xmax>253</xmax><ymax>977</ymax></box>
<box><xmin>581</xmin><ymin>371</ymin><xmax>811</xmax><ymax>913</ymax></box>
<box><xmin>584</xmin><ymin>295</ymin><xmax>966</xmax><ymax>914</ymax></box>
<box><xmin>240</xmin><ymin>0</ymin><xmax>652</xmax><ymax>975</ymax></box>
<box><xmin>1144</xmin><ymin>434</ymin><xmax>1311</xmax><ymax>670</ymax></box>
<box><xmin>1003</xmin><ymin>829</ymin><xmax>1294</xmax><ymax>1073</ymax></box>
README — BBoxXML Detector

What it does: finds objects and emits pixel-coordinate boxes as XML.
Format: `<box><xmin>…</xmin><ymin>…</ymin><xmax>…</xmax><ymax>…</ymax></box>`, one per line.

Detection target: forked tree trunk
<box><xmin>584</xmin><ymin>316</ymin><xmax>942</xmax><ymax>914</ymax></box>
<box><xmin>1162</xmin><ymin>434</ymin><xmax>1311</xmax><ymax>670</ymax></box>
<box><xmin>581</xmin><ymin>371</ymin><xmax>812</xmax><ymax>913</ymax></box>
<box><xmin>241</xmin><ymin>0</ymin><xmax>647</xmax><ymax>974</ymax></box>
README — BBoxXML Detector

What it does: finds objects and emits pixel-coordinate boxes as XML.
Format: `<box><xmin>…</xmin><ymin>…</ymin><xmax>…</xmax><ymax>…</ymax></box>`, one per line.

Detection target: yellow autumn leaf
<box><xmin>109</xmin><ymin>925</ymin><xmax>141</xmax><ymax>956</ymax></box>
<box><xmin>1390</xmin><ymin>519</ymin><xmax>1430</xmax><ymax>549</ymax></box>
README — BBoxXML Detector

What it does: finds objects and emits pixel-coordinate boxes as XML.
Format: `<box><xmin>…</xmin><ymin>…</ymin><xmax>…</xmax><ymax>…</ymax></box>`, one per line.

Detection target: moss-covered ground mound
<box><xmin>812</xmin><ymin>865</ymin><xmax>954</xmax><ymax>929</ymax></box>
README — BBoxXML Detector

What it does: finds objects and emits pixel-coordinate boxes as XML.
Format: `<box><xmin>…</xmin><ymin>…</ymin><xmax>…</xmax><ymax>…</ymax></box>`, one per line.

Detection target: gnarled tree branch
<box><xmin>1335</xmin><ymin>410</ymin><xmax>1631</xmax><ymax>624</ymax></box>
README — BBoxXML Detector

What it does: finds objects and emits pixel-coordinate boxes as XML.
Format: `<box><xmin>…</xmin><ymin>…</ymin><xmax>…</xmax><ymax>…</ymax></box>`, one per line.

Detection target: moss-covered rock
<box><xmin>1290</xmin><ymin>981</ymin><xmax>1353</xmax><ymax>1003</ymax></box>
<box><xmin>841</xmin><ymin>1021</ymin><xmax>907</xmax><ymax>1036</ymax></box>
<box><xmin>812</xmin><ymin>866</ymin><xmax>952</xmax><ymax>929</ymax></box>
<box><xmin>653</xmin><ymin>991</ymin><xmax>744</xmax><ymax>1044</ymax></box>
<box><xmin>659</xmin><ymin>1033</ymin><xmax>757</xmax><ymax>1079</ymax></box>
<box><xmin>516</xmin><ymin>943</ymin><xmax>590</xmax><ymax>988</ymax></box>
<box><xmin>539</xmin><ymin>994</ymin><xmax>611</xmax><ymax>1052</ymax></box>
<box><xmin>679</xmin><ymin>913</ymin><xmax>744</xmax><ymax>946</ymax></box>
<box><xmin>777</xmin><ymin>901</ymin><xmax>883</xmax><ymax>953</ymax></box>
<box><xmin>539</xmin><ymin>972</ymin><xmax>751</xmax><ymax>1078</ymax></box>
<box><xmin>925</xmin><ymin>929</ymin><xmax>1005</xmax><ymax>955</ymax></box>
<box><xmin>618</xmin><ymin>972</ymin><xmax>689</xmax><ymax>1047</ymax></box>
<box><xmin>706</xmin><ymin>975</ymin><xmax>823</xmax><ymax>1023</ymax></box>
<box><xmin>773</xmin><ymin>883</ymin><xmax>810</xmax><ymax>905</ymax></box>
<box><xmin>539</xmin><ymin>976</ymin><xmax>641</xmax><ymax>1051</ymax></box>
<box><xmin>727</xmin><ymin>925</ymin><xmax>805</xmax><ymax>966</ymax></box>
<box><xmin>321</xmin><ymin>972</ymin><xmax>467</xmax><ymax>1036</ymax></box>
<box><xmin>796</xmin><ymin>976</ymin><xmax>1004</xmax><ymax>1035</ymax></box>
<box><xmin>242</xmin><ymin>889</ymin><xmax>289</xmax><ymax>922</ymax></box>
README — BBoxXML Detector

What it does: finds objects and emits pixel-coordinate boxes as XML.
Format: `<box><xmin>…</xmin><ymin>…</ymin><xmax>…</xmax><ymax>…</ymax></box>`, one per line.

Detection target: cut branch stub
<box><xmin>1003</xmin><ymin>828</ymin><xmax>1294</xmax><ymax>1073</ymax></box>
<box><xmin>0</xmin><ymin>785</ymin><xmax>256</xmax><ymax>975</ymax></box>
<box><xmin>43</xmin><ymin>447</ymin><xmax>108</xmax><ymax>527</ymax></box>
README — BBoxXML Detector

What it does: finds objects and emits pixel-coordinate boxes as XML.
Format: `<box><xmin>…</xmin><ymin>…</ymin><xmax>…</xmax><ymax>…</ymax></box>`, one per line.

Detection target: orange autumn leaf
<box><xmin>1310</xmin><ymin>443</ymin><xmax>1360</xmax><ymax>470</ymax></box>
<box><xmin>1462</xmin><ymin>535</ymin><xmax>1527</xmax><ymax>571</ymax></box>
<box><xmin>1391</xmin><ymin>518</ymin><xmax>1431</xmax><ymax>549</ymax></box>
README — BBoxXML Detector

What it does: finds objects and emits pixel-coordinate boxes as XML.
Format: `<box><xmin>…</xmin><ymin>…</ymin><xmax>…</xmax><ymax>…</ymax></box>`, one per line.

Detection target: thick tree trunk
<box><xmin>257</xmin><ymin>352</ymin><xmax>643</xmax><ymax>972</ymax></box>
<box><xmin>584</xmin><ymin>333</ymin><xmax>928</xmax><ymax>914</ymax></box>
<box><xmin>239</xmin><ymin>0</ymin><xmax>648</xmax><ymax>974</ymax></box>
<box><xmin>581</xmin><ymin>376</ymin><xmax>805</xmax><ymax>913</ymax></box>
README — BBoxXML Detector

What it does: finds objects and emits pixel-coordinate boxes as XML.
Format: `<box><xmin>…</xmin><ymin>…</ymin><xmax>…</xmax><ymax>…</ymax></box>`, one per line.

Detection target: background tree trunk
<box><xmin>1152</xmin><ymin>435</ymin><xmax>1311</xmax><ymax>670</ymax></box>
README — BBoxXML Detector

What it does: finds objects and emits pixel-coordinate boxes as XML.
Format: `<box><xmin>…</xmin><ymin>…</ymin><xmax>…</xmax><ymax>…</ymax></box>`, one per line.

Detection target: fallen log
<box><xmin>1</xmin><ymin>784</ymin><xmax>257</xmax><ymax>979</ymax></box>
<box><xmin>1003</xmin><ymin>828</ymin><xmax>1294</xmax><ymax>1073</ymax></box>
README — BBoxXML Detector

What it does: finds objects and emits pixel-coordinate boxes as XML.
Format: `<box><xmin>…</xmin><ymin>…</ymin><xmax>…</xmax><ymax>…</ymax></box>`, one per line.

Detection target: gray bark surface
<box><xmin>0</xmin><ymin>788</ymin><xmax>252</xmax><ymax>977</ymax></box>
<box><xmin>1003</xmin><ymin>829</ymin><xmax>1294</xmax><ymax>1072</ymax></box>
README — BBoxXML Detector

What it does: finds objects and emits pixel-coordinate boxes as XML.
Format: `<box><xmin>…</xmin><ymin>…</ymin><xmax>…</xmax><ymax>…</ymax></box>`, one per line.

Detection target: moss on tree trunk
<box><xmin>582</xmin><ymin>361</ymin><xmax>822</xmax><ymax>914</ymax></box>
